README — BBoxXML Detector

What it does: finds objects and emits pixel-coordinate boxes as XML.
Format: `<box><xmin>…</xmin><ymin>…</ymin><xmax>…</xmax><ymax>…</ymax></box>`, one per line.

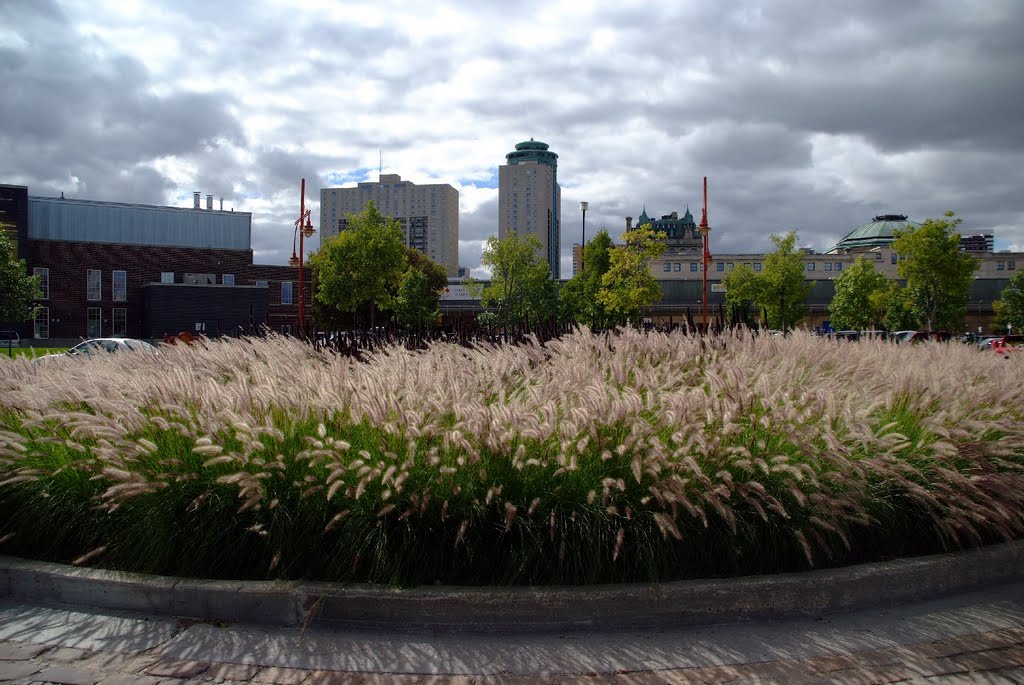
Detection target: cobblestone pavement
<box><xmin>4</xmin><ymin>629</ymin><xmax>1024</xmax><ymax>684</ymax></box>
<box><xmin>3</xmin><ymin>581</ymin><xmax>1024</xmax><ymax>684</ymax></box>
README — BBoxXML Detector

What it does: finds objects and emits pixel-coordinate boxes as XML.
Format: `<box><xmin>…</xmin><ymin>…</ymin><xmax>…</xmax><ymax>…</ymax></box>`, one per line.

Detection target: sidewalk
<box><xmin>3</xmin><ymin>579</ymin><xmax>1024</xmax><ymax>683</ymax></box>
<box><xmin>2</xmin><ymin>540</ymin><xmax>1024</xmax><ymax>679</ymax></box>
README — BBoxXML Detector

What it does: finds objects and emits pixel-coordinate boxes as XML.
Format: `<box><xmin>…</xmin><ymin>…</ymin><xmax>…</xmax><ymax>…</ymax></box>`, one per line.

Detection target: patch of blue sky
<box><xmin>458</xmin><ymin>171</ymin><xmax>498</xmax><ymax>189</ymax></box>
<box><xmin>322</xmin><ymin>168</ymin><xmax>373</xmax><ymax>186</ymax></box>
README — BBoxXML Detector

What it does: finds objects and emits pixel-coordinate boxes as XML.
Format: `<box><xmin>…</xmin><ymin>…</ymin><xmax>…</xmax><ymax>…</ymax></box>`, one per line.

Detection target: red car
<box><xmin>991</xmin><ymin>334</ymin><xmax>1024</xmax><ymax>355</ymax></box>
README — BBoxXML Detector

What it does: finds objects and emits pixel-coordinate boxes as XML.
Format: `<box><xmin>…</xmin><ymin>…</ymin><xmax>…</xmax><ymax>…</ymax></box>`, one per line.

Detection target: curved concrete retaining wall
<box><xmin>3</xmin><ymin>541</ymin><xmax>1024</xmax><ymax>633</ymax></box>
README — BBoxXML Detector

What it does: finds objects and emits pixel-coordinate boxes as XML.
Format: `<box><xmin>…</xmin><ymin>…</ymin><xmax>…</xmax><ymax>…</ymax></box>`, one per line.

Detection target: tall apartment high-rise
<box><xmin>320</xmin><ymin>174</ymin><xmax>459</xmax><ymax>276</ymax></box>
<box><xmin>498</xmin><ymin>139</ymin><xmax>561</xmax><ymax>279</ymax></box>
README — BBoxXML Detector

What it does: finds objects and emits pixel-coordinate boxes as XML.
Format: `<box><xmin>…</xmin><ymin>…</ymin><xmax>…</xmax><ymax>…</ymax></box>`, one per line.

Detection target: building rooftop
<box><xmin>830</xmin><ymin>214</ymin><xmax>920</xmax><ymax>252</ymax></box>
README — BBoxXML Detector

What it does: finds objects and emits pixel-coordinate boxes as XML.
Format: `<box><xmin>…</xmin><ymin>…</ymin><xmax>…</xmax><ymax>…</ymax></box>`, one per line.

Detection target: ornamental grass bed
<box><xmin>1</xmin><ymin>329</ymin><xmax>1022</xmax><ymax>586</ymax></box>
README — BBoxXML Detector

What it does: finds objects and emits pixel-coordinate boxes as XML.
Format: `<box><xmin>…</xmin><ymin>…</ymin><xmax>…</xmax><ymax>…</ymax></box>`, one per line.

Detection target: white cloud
<box><xmin>2</xmin><ymin>0</ymin><xmax>1022</xmax><ymax>270</ymax></box>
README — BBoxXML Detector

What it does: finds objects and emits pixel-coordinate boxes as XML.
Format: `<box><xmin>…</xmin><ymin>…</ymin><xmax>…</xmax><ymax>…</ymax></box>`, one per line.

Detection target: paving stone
<box><xmin>43</xmin><ymin>647</ymin><xmax>98</xmax><ymax>663</ymax></box>
<box><xmin>0</xmin><ymin>659</ymin><xmax>43</xmax><ymax>681</ymax></box>
<box><xmin>75</xmin><ymin>650</ymin><xmax>155</xmax><ymax>673</ymax></box>
<box><xmin>621</xmin><ymin>670</ymin><xmax>731</xmax><ymax>684</ymax></box>
<box><xmin>302</xmin><ymin>671</ymin><xmax>366</xmax><ymax>684</ymax></box>
<box><xmin>205</xmin><ymin>661</ymin><xmax>261</xmax><ymax>682</ymax></box>
<box><xmin>916</xmin><ymin>635</ymin><xmax>1004</xmax><ymax>658</ymax></box>
<box><xmin>417</xmin><ymin>676</ymin><xmax>479</xmax><ymax>685</ymax></box>
<box><xmin>646</xmin><ymin>664</ymin><xmax>742</xmax><ymax>684</ymax></box>
<box><xmin>794</xmin><ymin>653</ymin><xmax>862</xmax><ymax>672</ymax></box>
<box><xmin>954</xmin><ymin>645</ymin><xmax>1024</xmax><ymax>672</ymax></box>
<box><xmin>251</xmin><ymin>666</ymin><xmax>313</xmax><ymax>684</ymax></box>
<box><xmin>111</xmin><ymin>653</ymin><xmax>162</xmax><ymax>674</ymax></box>
<box><xmin>0</xmin><ymin>641</ymin><xmax>48</xmax><ymax>661</ymax></box>
<box><xmin>95</xmin><ymin>675</ymin><xmax>163</xmax><ymax>685</ymax></box>
<box><xmin>358</xmin><ymin>673</ymin><xmax>425</xmax><ymax>685</ymax></box>
<box><xmin>29</xmin><ymin>664</ymin><xmax>104</xmax><ymax>684</ymax></box>
<box><xmin>901</xmin><ymin>672</ymin><xmax>1017</xmax><ymax>684</ymax></box>
<box><xmin>143</xmin><ymin>658</ymin><xmax>211</xmax><ymax>679</ymax></box>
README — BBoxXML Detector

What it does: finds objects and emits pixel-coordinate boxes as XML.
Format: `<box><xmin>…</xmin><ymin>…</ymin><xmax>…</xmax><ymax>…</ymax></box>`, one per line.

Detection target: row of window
<box><xmin>662</xmin><ymin>262</ymin><xmax>763</xmax><ymax>273</ymax></box>
<box><xmin>32</xmin><ymin>307</ymin><xmax>127</xmax><ymax>339</ymax></box>
<box><xmin>31</xmin><ymin>268</ymin><xmax>306</xmax><ymax>310</ymax></box>
<box><xmin>661</xmin><ymin>261</ymin><xmax>847</xmax><ymax>274</ymax></box>
<box><xmin>84</xmin><ymin>269</ymin><xmax>127</xmax><ymax>301</ymax></box>
<box><xmin>997</xmin><ymin>261</ymin><xmax>1017</xmax><ymax>270</ymax></box>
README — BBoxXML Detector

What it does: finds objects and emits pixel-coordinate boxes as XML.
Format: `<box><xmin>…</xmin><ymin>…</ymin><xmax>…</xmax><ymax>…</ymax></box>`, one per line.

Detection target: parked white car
<box><xmin>36</xmin><ymin>338</ymin><xmax>158</xmax><ymax>361</ymax></box>
<box><xmin>65</xmin><ymin>338</ymin><xmax>157</xmax><ymax>355</ymax></box>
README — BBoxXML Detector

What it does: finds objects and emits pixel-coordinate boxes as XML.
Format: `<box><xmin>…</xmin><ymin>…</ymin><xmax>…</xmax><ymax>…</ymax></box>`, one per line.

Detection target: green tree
<box><xmin>722</xmin><ymin>231</ymin><xmax>810</xmax><ymax>331</ymax></box>
<box><xmin>0</xmin><ymin>230</ymin><xmax>40</xmax><ymax>324</ymax></box>
<box><xmin>393</xmin><ymin>248</ymin><xmax>447</xmax><ymax>334</ymax></box>
<box><xmin>994</xmin><ymin>270</ymin><xmax>1024</xmax><ymax>333</ymax></box>
<box><xmin>722</xmin><ymin>264</ymin><xmax>761</xmax><ymax>326</ymax></box>
<box><xmin>308</xmin><ymin>202</ymin><xmax>408</xmax><ymax>329</ymax></box>
<box><xmin>560</xmin><ymin>228</ymin><xmax>613</xmax><ymax>328</ymax></box>
<box><xmin>878</xmin><ymin>281</ymin><xmax>918</xmax><ymax>332</ymax></box>
<box><xmin>404</xmin><ymin>247</ymin><xmax>448</xmax><ymax>295</ymax></box>
<box><xmin>477</xmin><ymin>232</ymin><xmax>553</xmax><ymax>329</ymax></box>
<box><xmin>394</xmin><ymin>267</ymin><xmax>441</xmax><ymax>333</ymax></box>
<box><xmin>828</xmin><ymin>256</ymin><xmax>888</xmax><ymax>331</ymax></box>
<box><xmin>891</xmin><ymin>212</ymin><xmax>978</xmax><ymax>331</ymax></box>
<box><xmin>598</xmin><ymin>222</ymin><xmax>667</xmax><ymax>326</ymax></box>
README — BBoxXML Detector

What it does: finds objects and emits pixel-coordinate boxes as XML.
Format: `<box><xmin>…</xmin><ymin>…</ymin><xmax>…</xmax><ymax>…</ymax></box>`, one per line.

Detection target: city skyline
<box><xmin>2</xmin><ymin>1</ymin><xmax>1022</xmax><ymax>278</ymax></box>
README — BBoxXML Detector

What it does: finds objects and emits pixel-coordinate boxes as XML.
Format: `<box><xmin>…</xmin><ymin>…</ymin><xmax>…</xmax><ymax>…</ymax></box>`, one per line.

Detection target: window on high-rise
<box><xmin>34</xmin><ymin>307</ymin><xmax>49</xmax><ymax>339</ymax></box>
<box><xmin>87</xmin><ymin>269</ymin><xmax>101</xmax><ymax>301</ymax></box>
<box><xmin>112</xmin><ymin>270</ymin><xmax>127</xmax><ymax>301</ymax></box>
<box><xmin>88</xmin><ymin>307</ymin><xmax>102</xmax><ymax>338</ymax></box>
<box><xmin>34</xmin><ymin>267</ymin><xmax>49</xmax><ymax>299</ymax></box>
<box><xmin>113</xmin><ymin>308</ymin><xmax>127</xmax><ymax>337</ymax></box>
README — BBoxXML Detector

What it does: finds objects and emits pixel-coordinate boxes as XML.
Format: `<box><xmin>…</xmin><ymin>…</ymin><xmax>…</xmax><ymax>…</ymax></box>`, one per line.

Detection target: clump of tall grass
<box><xmin>1</xmin><ymin>329</ymin><xmax>1023</xmax><ymax>586</ymax></box>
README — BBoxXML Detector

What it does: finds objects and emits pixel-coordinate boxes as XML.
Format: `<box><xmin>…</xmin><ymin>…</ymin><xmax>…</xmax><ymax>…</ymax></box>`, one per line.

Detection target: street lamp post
<box><xmin>696</xmin><ymin>177</ymin><xmax>711</xmax><ymax>333</ymax></box>
<box><xmin>579</xmin><ymin>201</ymin><xmax>588</xmax><ymax>275</ymax></box>
<box><xmin>289</xmin><ymin>178</ymin><xmax>316</xmax><ymax>337</ymax></box>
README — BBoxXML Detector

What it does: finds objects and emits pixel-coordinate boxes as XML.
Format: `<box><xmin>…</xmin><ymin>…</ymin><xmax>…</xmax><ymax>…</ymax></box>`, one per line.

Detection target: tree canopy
<box><xmin>308</xmin><ymin>202</ymin><xmax>408</xmax><ymax>329</ymax></box>
<box><xmin>891</xmin><ymin>212</ymin><xmax>978</xmax><ymax>332</ymax></box>
<box><xmin>394</xmin><ymin>247</ymin><xmax>447</xmax><ymax>333</ymax></box>
<box><xmin>598</xmin><ymin>222</ymin><xmax>666</xmax><ymax>326</ymax></box>
<box><xmin>994</xmin><ymin>270</ymin><xmax>1024</xmax><ymax>333</ymax></box>
<box><xmin>394</xmin><ymin>267</ymin><xmax>441</xmax><ymax>333</ymax></box>
<box><xmin>0</xmin><ymin>230</ymin><xmax>40</xmax><ymax>324</ymax></box>
<box><xmin>722</xmin><ymin>231</ymin><xmax>811</xmax><ymax>331</ymax></box>
<box><xmin>559</xmin><ymin>228</ymin><xmax>613</xmax><ymax>328</ymax></box>
<box><xmin>477</xmin><ymin>232</ymin><xmax>554</xmax><ymax>330</ymax></box>
<box><xmin>828</xmin><ymin>256</ymin><xmax>887</xmax><ymax>331</ymax></box>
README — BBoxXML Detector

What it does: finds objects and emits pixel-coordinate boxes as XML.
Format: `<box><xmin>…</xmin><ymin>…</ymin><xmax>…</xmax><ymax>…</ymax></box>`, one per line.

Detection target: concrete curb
<box><xmin>3</xmin><ymin>541</ymin><xmax>1024</xmax><ymax>633</ymax></box>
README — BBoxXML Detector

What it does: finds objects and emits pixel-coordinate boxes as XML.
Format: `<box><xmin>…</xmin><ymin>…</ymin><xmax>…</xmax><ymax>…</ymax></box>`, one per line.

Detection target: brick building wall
<box><xmin>27</xmin><ymin>239</ymin><xmax>310</xmax><ymax>340</ymax></box>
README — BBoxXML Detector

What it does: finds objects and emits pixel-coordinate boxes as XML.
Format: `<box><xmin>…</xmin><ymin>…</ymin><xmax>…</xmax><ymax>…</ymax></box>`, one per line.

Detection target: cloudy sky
<box><xmin>3</xmin><ymin>0</ymin><xmax>1022</xmax><ymax>277</ymax></box>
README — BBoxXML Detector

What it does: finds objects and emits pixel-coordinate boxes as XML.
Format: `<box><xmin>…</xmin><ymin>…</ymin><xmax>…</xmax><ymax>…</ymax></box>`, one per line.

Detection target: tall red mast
<box><xmin>698</xmin><ymin>177</ymin><xmax>711</xmax><ymax>332</ymax></box>
<box><xmin>291</xmin><ymin>178</ymin><xmax>315</xmax><ymax>336</ymax></box>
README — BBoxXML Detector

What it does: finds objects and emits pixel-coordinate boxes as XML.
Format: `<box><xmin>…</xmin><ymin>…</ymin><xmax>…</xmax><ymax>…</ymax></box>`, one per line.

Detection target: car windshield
<box><xmin>68</xmin><ymin>341</ymin><xmax>100</xmax><ymax>355</ymax></box>
<box><xmin>122</xmin><ymin>339</ymin><xmax>155</xmax><ymax>351</ymax></box>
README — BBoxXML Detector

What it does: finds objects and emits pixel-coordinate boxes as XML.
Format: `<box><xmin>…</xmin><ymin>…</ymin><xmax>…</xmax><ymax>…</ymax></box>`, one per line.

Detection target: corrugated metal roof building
<box><xmin>28</xmin><ymin>196</ymin><xmax>251</xmax><ymax>250</ymax></box>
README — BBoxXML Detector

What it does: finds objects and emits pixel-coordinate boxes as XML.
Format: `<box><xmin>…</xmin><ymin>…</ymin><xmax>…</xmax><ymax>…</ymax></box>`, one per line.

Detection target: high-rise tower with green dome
<box><xmin>498</xmin><ymin>139</ymin><xmax>562</xmax><ymax>279</ymax></box>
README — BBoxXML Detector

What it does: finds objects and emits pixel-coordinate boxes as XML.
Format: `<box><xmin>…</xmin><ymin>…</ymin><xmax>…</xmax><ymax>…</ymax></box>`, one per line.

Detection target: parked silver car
<box><xmin>65</xmin><ymin>338</ymin><xmax>157</xmax><ymax>355</ymax></box>
<box><xmin>37</xmin><ymin>338</ymin><xmax>158</xmax><ymax>361</ymax></box>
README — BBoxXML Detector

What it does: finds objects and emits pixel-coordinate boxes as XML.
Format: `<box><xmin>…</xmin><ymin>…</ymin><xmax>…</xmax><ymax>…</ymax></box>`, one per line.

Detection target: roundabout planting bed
<box><xmin>1</xmin><ymin>329</ymin><xmax>1023</xmax><ymax>586</ymax></box>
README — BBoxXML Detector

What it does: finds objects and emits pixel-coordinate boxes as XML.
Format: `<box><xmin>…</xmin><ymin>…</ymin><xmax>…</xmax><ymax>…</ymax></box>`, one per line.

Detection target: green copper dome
<box><xmin>831</xmin><ymin>214</ymin><xmax>920</xmax><ymax>251</ymax></box>
<box><xmin>505</xmin><ymin>138</ymin><xmax>558</xmax><ymax>167</ymax></box>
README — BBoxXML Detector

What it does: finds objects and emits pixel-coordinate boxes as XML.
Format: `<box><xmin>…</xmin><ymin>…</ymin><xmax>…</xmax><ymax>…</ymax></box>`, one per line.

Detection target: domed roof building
<box><xmin>827</xmin><ymin>214</ymin><xmax>920</xmax><ymax>253</ymax></box>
